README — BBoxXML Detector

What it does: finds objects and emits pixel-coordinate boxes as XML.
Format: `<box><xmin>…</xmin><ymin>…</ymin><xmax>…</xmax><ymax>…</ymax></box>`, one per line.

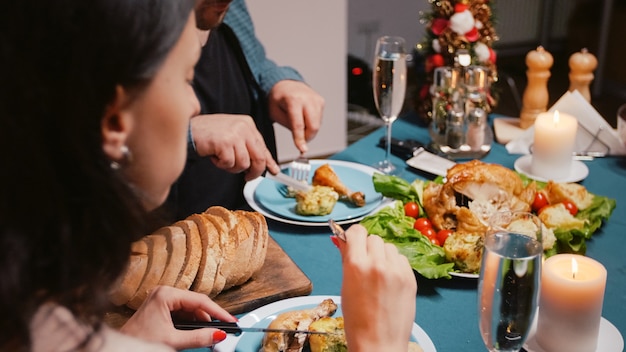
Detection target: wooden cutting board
<box><xmin>104</xmin><ymin>236</ymin><xmax>312</xmax><ymax>328</ymax></box>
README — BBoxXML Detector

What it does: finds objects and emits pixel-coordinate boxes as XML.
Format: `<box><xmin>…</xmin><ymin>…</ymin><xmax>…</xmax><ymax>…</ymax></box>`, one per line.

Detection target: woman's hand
<box><xmin>333</xmin><ymin>224</ymin><xmax>418</xmax><ymax>352</ymax></box>
<box><xmin>120</xmin><ymin>285</ymin><xmax>236</xmax><ymax>350</ymax></box>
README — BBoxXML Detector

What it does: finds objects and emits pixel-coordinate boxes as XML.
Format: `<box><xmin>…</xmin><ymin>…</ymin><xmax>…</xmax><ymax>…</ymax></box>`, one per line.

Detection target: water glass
<box><xmin>478</xmin><ymin>211</ymin><xmax>543</xmax><ymax>352</ymax></box>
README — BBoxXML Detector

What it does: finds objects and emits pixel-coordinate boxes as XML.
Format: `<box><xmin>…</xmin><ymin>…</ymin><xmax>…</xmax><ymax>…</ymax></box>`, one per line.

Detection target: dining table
<box><xmin>197</xmin><ymin>114</ymin><xmax>626</xmax><ymax>351</ymax></box>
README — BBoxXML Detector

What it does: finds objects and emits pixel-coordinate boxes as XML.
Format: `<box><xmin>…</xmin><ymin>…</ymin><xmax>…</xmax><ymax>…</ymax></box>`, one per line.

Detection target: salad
<box><xmin>360</xmin><ymin>172</ymin><xmax>616</xmax><ymax>279</ymax></box>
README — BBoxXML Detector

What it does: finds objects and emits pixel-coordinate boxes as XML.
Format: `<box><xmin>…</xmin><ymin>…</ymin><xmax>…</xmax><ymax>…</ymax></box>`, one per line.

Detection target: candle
<box><xmin>535</xmin><ymin>254</ymin><xmax>607</xmax><ymax>352</ymax></box>
<box><xmin>531</xmin><ymin>110</ymin><xmax>578</xmax><ymax>180</ymax></box>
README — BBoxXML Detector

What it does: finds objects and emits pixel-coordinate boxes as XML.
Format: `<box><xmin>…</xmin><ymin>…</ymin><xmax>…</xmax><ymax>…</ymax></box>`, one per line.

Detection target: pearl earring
<box><xmin>110</xmin><ymin>145</ymin><xmax>133</xmax><ymax>170</ymax></box>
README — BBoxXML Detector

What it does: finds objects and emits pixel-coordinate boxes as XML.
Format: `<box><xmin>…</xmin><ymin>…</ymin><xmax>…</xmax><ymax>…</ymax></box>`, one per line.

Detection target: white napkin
<box><xmin>506</xmin><ymin>90</ymin><xmax>626</xmax><ymax>156</ymax></box>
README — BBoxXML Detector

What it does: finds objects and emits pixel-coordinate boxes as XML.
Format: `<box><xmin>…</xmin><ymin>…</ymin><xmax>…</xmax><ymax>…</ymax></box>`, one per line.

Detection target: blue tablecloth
<box><xmin>264</xmin><ymin>116</ymin><xmax>626</xmax><ymax>351</ymax></box>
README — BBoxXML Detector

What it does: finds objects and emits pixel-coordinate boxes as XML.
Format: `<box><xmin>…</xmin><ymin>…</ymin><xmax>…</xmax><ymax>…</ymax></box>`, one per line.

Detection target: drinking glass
<box><xmin>372</xmin><ymin>36</ymin><xmax>407</xmax><ymax>174</ymax></box>
<box><xmin>478</xmin><ymin>211</ymin><xmax>543</xmax><ymax>352</ymax></box>
<box><xmin>429</xmin><ymin>66</ymin><xmax>462</xmax><ymax>150</ymax></box>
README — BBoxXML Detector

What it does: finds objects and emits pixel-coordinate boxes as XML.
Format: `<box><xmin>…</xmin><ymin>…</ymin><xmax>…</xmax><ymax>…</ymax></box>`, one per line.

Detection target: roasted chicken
<box><xmin>261</xmin><ymin>298</ymin><xmax>338</xmax><ymax>352</ymax></box>
<box><xmin>423</xmin><ymin>160</ymin><xmax>536</xmax><ymax>234</ymax></box>
<box><xmin>312</xmin><ymin>164</ymin><xmax>366</xmax><ymax>207</ymax></box>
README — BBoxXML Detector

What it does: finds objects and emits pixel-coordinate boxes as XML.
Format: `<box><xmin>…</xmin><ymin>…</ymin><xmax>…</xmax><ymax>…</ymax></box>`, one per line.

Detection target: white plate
<box><xmin>244</xmin><ymin>160</ymin><xmax>385</xmax><ymax>227</ymax></box>
<box><xmin>523</xmin><ymin>316</ymin><xmax>624</xmax><ymax>352</ymax></box>
<box><xmin>514</xmin><ymin>154</ymin><xmax>589</xmax><ymax>183</ymax></box>
<box><xmin>449</xmin><ymin>272</ymin><xmax>478</xmax><ymax>279</ymax></box>
<box><xmin>214</xmin><ymin>295</ymin><xmax>437</xmax><ymax>352</ymax></box>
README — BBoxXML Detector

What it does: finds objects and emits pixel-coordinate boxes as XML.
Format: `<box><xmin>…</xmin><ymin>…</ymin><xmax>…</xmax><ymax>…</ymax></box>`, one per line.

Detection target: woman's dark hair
<box><xmin>0</xmin><ymin>0</ymin><xmax>195</xmax><ymax>348</ymax></box>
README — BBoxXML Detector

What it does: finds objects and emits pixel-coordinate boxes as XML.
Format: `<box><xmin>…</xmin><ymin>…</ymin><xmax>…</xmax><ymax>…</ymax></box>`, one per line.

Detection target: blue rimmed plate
<box><xmin>243</xmin><ymin>160</ymin><xmax>387</xmax><ymax>226</ymax></box>
<box><xmin>213</xmin><ymin>295</ymin><xmax>437</xmax><ymax>352</ymax></box>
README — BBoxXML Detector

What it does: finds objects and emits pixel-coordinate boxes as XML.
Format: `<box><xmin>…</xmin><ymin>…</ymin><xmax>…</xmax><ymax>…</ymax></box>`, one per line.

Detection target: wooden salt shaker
<box><xmin>520</xmin><ymin>46</ymin><xmax>553</xmax><ymax>129</ymax></box>
<box><xmin>569</xmin><ymin>48</ymin><xmax>597</xmax><ymax>102</ymax></box>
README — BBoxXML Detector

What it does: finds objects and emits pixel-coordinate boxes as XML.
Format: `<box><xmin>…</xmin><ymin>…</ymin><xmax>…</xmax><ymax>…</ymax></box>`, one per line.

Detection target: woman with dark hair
<box><xmin>0</xmin><ymin>0</ymin><xmax>237</xmax><ymax>350</ymax></box>
<box><xmin>0</xmin><ymin>0</ymin><xmax>417</xmax><ymax>350</ymax></box>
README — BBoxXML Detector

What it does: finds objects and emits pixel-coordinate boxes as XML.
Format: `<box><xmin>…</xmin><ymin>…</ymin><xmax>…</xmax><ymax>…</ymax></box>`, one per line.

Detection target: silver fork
<box><xmin>290</xmin><ymin>154</ymin><xmax>311</xmax><ymax>183</ymax></box>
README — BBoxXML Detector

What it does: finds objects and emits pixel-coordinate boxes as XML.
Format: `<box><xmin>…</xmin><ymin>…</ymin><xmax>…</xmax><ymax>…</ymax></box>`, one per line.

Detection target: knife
<box><xmin>173</xmin><ymin>320</ymin><xmax>329</xmax><ymax>335</ymax></box>
<box><xmin>265</xmin><ymin>171</ymin><xmax>312</xmax><ymax>192</ymax></box>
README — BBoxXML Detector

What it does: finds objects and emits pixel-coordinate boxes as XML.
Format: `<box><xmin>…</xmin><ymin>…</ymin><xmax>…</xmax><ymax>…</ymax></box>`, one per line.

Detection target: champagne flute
<box><xmin>372</xmin><ymin>36</ymin><xmax>407</xmax><ymax>174</ymax></box>
<box><xmin>478</xmin><ymin>211</ymin><xmax>543</xmax><ymax>352</ymax></box>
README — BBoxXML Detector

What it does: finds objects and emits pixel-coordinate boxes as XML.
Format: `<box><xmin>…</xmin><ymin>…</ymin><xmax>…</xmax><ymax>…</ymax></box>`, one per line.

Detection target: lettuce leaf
<box><xmin>360</xmin><ymin>201</ymin><xmax>453</xmax><ymax>279</ymax></box>
<box><xmin>519</xmin><ymin>174</ymin><xmax>616</xmax><ymax>256</ymax></box>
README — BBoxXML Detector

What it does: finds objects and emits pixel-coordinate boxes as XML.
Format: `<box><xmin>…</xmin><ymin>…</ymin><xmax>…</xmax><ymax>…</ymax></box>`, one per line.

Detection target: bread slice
<box><xmin>544</xmin><ymin>181</ymin><xmax>594</xmax><ymax>210</ymax></box>
<box><xmin>108</xmin><ymin>239</ymin><xmax>149</xmax><ymax>306</ymax></box>
<box><xmin>231</xmin><ymin>210</ymin><xmax>256</xmax><ymax>286</ymax></box>
<box><xmin>201</xmin><ymin>213</ymin><xmax>229</xmax><ymax>297</ymax></box>
<box><xmin>188</xmin><ymin>213</ymin><xmax>219</xmax><ymax>295</ymax></box>
<box><xmin>155</xmin><ymin>226</ymin><xmax>186</xmax><ymax>287</ymax></box>
<box><xmin>172</xmin><ymin>219</ymin><xmax>202</xmax><ymax>290</ymax></box>
<box><xmin>127</xmin><ymin>234</ymin><xmax>168</xmax><ymax>309</ymax></box>
<box><xmin>205</xmin><ymin>206</ymin><xmax>249</xmax><ymax>290</ymax></box>
<box><xmin>246</xmin><ymin>212</ymin><xmax>269</xmax><ymax>277</ymax></box>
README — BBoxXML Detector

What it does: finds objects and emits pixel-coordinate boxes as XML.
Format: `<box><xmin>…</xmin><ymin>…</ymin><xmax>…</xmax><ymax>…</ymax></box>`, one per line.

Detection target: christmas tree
<box><xmin>414</xmin><ymin>0</ymin><xmax>499</xmax><ymax>121</ymax></box>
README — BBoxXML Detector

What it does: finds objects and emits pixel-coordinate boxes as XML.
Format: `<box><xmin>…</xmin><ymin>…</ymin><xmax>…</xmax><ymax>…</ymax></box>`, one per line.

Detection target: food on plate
<box><xmin>295</xmin><ymin>185</ymin><xmax>339</xmax><ymax>216</ymax></box>
<box><xmin>312</xmin><ymin>163</ymin><xmax>366</xmax><ymax>207</ymax></box>
<box><xmin>538</xmin><ymin>203</ymin><xmax>586</xmax><ymax>230</ymax></box>
<box><xmin>260</xmin><ymin>299</ymin><xmax>423</xmax><ymax>352</ymax></box>
<box><xmin>307</xmin><ymin>316</ymin><xmax>423</xmax><ymax>352</ymax></box>
<box><xmin>108</xmin><ymin>206</ymin><xmax>269</xmax><ymax>309</ymax></box>
<box><xmin>261</xmin><ymin>298</ymin><xmax>338</xmax><ymax>352</ymax></box>
<box><xmin>363</xmin><ymin>161</ymin><xmax>616</xmax><ymax>277</ymax></box>
<box><xmin>443</xmin><ymin>232</ymin><xmax>483</xmax><ymax>273</ymax></box>
<box><xmin>423</xmin><ymin>160</ymin><xmax>536</xmax><ymax>234</ymax></box>
<box><xmin>308</xmin><ymin>317</ymin><xmax>346</xmax><ymax>352</ymax></box>
<box><xmin>544</xmin><ymin>181</ymin><xmax>594</xmax><ymax>210</ymax></box>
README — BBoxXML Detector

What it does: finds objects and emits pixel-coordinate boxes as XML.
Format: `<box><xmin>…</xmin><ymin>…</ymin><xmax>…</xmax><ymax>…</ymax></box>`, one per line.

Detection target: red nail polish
<box><xmin>212</xmin><ymin>330</ymin><xmax>227</xmax><ymax>343</ymax></box>
<box><xmin>330</xmin><ymin>235</ymin><xmax>340</xmax><ymax>248</ymax></box>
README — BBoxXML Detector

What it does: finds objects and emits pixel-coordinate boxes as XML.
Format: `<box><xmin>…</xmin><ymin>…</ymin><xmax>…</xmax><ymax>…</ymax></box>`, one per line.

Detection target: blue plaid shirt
<box><xmin>224</xmin><ymin>0</ymin><xmax>304</xmax><ymax>94</ymax></box>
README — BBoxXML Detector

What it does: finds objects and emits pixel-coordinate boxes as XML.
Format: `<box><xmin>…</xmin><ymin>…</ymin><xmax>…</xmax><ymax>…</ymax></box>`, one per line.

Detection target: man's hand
<box><xmin>191</xmin><ymin>114</ymin><xmax>280</xmax><ymax>180</ymax></box>
<box><xmin>268</xmin><ymin>80</ymin><xmax>324</xmax><ymax>154</ymax></box>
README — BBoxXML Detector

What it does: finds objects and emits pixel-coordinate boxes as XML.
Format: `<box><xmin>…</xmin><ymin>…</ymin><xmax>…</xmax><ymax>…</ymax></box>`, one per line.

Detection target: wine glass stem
<box><xmin>385</xmin><ymin>120</ymin><xmax>392</xmax><ymax>164</ymax></box>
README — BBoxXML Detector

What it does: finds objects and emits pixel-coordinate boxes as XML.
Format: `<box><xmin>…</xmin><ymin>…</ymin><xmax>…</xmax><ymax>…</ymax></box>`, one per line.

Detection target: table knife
<box><xmin>173</xmin><ymin>320</ymin><xmax>329</xmax><ymax>335</ymax></box>
<box><xmin>265</xmin><ymin>171</ymin><xmax>312</xmax><ymax>192</ymax></box>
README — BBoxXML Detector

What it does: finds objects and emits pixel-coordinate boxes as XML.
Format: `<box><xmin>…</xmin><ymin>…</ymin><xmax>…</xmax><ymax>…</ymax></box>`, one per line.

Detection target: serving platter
<box><xmin>214</xmin><ymin>295</ymin><xmax>437</xmax><ymax>352</ymax></box>
<box><xmin>244</xmin><ymin>160</ymin><xmax>385</xmax><ymax>226</ymax></box>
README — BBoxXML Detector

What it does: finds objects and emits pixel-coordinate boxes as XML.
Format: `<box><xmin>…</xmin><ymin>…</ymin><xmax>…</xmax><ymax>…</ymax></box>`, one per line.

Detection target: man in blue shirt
<box><xmin>163</xmin><ymin>0</ymin><xmax>325</xmax><ymax>219</ymax></box>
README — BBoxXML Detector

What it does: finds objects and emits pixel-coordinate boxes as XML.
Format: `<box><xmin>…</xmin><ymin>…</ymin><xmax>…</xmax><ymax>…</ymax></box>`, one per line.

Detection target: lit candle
<box><xmin>531</xmin><ymin>110</ymin><xmax>578</xmax><ymax>180</ymax></box>
<box><xmin>535</xmin><ymin>254</ymin><xmax>607</xmax><ymax>352</ymax></box>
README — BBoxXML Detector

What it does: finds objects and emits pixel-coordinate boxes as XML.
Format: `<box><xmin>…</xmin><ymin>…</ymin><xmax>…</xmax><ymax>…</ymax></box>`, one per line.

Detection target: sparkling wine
<box><xmin>478</xmin><ymin>232</ymin><xmax>542</xmax><ymax>352</ymax></box>
<box><xmin>373</xmin><ymin>55</ymin><xmax>406</xmax><ymax>123</ymax></box>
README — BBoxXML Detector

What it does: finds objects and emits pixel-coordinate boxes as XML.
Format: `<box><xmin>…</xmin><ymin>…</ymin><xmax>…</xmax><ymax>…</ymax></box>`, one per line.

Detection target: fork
<box><xmin>290</xmin><ymin>153</ymin><xmax>311</xmax><ymax>183</ymax></box>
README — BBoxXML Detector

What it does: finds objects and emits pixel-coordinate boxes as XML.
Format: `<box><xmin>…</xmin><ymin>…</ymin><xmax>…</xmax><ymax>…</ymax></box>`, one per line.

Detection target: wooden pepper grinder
<box><xmin>520</xmin><ymin>46</ymin><xmax>553</xmax><ymax>129</ymax></box>
<box><xmin>569</xmin><ymin>48</ymin><xmax>597</xmax><ymax>102</ymax></box>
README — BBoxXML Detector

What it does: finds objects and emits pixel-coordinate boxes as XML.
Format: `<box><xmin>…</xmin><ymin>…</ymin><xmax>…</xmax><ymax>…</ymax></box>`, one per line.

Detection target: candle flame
<box><xmin>572</xmin><ymin>257</ymin><xmax>578</xmax><ymax>279</ymax></box>
<box><xmin>552</xmin><ymin>110</ymin><xmax>560</xmax><ymax>125</ymax></box>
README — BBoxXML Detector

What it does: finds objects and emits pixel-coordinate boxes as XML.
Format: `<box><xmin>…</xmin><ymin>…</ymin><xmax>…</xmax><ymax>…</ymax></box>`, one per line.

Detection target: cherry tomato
<box><xmin>404</xmin><ymin>201</ymin><xmax>420</xmax><ymax>218</ymax></box>
<box><xmin>437</xmin><ymin>229</ymin><xmax>452</xmax><ymax>245</ymax></box>
<box><xmin>532</xmin><ymin>191</ymin><xmax>548</xmax><ymax>213</ymax></box>
<box><xmin>420</xmin><ymin>227</ymin><xmax>437</xmax><ymax>240</ymax></box>
<box><xmin>413</xmin><ymin>218</ymin><xmax>433</xmax><ymax>232</ymax></box>
<box><xmin>428</xmin><ymin>237</ymin><xmax>441</xmax><ymax>246</ymax></box>
<box><xmin>562</xmin><ymin>200</ymin><xmax>578</xmax><ymax>216</ymax></box>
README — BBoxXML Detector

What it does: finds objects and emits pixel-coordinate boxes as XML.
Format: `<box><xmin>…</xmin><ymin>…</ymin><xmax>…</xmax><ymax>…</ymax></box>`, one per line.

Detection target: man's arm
<box><xmin>223</xmin><ymin>0</ymin><xmax>303</xmax><ymax>93</ymax></box>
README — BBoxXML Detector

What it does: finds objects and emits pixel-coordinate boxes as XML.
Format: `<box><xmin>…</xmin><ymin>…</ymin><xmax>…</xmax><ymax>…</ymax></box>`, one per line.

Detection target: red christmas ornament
<box><xmin>489</xmin><ymin>47</ymin><xmax>497</xmax><ymax>64</ymax></box>
<box><xmin>454</xmin><ymin>3</ymin><xmax>469</xmax><ymax>12</ymax></box>
<box><xmin>465</xmin><ymin>27</ymin><xmax>479</xmax><ymax>42</ymax></box>
<box><xmin>431</xmin><ymin>18</ymin><xmax>449</xmax><ymax>36</ymax></box>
